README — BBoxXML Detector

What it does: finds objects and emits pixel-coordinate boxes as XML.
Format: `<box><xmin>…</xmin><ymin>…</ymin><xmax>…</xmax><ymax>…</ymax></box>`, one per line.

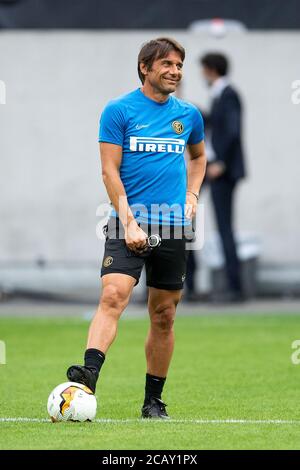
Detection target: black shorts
<box><xmin>100</xmin><ymin>217</ymin><xmax>194</xmax><ymax>290</ymax></box>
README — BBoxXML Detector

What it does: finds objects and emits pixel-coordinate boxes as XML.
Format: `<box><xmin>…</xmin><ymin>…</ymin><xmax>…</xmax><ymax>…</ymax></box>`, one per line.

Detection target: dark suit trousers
<box><xmin>186</xmin><ymin>249</ymin><xmax>196</xmax><ymax>293</ymax></box>
<box><xmin>210</xmin><ymin>177</ymin><xmax>242</xmax><ymax>293</ymax></box>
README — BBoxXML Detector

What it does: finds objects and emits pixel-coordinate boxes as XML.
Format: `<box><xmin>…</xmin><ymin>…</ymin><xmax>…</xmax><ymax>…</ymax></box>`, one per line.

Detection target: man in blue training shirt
<box><xmin>67</xmin><ymin>38</ymin><xmax>206</xmax><ymax>419</ymax></box>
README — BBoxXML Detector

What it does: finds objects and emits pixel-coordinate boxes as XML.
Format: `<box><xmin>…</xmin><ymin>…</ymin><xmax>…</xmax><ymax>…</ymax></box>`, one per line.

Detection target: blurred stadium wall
<box><xmin>0</xmin><ymin>30</ymin><xmax>299</xmax><ymax>299</ymax></box>
<box><xmin>0</xmin><ymin>0</ymin><xmax>299</xmax><ymax>29</ymax></box>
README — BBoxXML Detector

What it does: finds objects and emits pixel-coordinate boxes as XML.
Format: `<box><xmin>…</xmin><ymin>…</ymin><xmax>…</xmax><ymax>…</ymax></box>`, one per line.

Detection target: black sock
<box><xmin>84</xmin><ymin>348</ymin><xmax>105</xmax><ymax>379</ymax></box>
<box><xmin>144</xmin><ymin>373</ymin><xmax>166</xmax><ymax>405</ymax></box>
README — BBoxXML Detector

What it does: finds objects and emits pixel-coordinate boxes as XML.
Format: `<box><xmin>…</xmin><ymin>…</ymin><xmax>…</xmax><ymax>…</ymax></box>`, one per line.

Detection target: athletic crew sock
<box><xmin>144</xmin><ymin>373</ymin><xmax>166</xmax><ymax>405</ymax></box>
<box><xmin>84</xmin><ymin>348</ymin><xmax>106</xmax><ymax>380</ymax></box>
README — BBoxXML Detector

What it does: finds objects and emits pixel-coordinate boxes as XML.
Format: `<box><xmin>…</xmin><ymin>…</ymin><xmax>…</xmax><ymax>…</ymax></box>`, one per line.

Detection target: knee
<box><xmin>100</xmin><ymin>284</ymin><xmax>130</xmax><ymax>312</ymax></box>
<box><xmin>151</xmin><ymin>303</ymin><xmax>176</xmax><ymax>333</ymax></box>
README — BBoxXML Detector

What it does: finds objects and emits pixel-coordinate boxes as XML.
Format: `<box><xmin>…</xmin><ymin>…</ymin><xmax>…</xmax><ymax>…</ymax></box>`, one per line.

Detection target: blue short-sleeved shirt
<box><xmin>99</xmin><ymin>88</ymin><xmax>204</xmax><ymax>226</ymax></box>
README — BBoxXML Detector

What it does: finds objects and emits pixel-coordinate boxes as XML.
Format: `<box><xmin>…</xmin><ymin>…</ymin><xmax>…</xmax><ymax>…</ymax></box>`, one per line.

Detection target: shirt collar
<box><xmin>210</xmin><ymin>76</ymin><xmax>229</xmax><ymax>99</ymax></box>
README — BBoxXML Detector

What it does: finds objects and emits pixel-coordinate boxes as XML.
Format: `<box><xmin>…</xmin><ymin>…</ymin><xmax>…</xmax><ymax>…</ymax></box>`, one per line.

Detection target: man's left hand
<box><xmin>185</xmin><ymin>192</ymin><xmax>198</xmax><ymax>219</ymax></box>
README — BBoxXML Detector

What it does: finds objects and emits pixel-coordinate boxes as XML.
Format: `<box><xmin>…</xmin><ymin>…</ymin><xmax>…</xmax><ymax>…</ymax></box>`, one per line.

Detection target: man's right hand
<box><xmin>206</xmin><ymin>161</ymin><xmax>225</xmax><ymax>180</ymax></box>
<box><xmin>124</xmin><ymin>219</ymin><xmax>148</xmax><ymax>253</ymax></box>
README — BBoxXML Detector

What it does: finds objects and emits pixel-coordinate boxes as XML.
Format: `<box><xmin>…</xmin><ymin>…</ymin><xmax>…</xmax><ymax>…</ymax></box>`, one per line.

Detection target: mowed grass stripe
<box><xmin>1</xmin><ymin>417</ymin><xmax>299</xmax><ymax>425</ymax></box>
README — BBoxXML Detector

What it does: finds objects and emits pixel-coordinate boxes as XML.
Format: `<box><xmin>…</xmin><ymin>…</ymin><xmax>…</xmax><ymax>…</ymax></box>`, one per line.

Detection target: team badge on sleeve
<box><xmin>172</xmin><ymin>120</ymin><xmax>184</xmax><ymax>134</ymax></box>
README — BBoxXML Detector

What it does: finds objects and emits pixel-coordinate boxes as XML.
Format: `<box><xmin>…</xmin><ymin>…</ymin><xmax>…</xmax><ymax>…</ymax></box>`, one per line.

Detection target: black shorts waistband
<box><xmin>103</xmin><ymin>217</ymin><xmax>195</xmax><ymax>241</ymax></box>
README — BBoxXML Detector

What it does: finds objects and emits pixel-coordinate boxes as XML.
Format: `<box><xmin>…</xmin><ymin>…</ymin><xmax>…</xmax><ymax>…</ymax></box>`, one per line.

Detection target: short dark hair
<box><xmin>200</xmin><ymin>53</ymin><xmax>229</xmax><ymax>77</ymax></box>
<box><xmin>138</xmin><ymin>37</ymin><xmax>185</xmax><ymax>84</ymax></box>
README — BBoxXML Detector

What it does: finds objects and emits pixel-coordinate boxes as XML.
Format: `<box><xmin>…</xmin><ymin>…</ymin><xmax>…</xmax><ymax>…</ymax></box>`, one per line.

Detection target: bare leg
<box><xmin>87</xmin><ymin>273</ymin><xmax>136</xmax><ymax>353</ymax></box>
<box><xmin>145</xmin><ymin>287</ymin><xmax>182</xmax><ymax>377</ymax></box>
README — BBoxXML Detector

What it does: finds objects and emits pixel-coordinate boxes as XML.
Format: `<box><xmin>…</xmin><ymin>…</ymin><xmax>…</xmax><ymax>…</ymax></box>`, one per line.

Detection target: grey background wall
<box><xmin>0</xmin><ymin>31</ymin><xmax>299</xmax><ymax>265</ymax></box>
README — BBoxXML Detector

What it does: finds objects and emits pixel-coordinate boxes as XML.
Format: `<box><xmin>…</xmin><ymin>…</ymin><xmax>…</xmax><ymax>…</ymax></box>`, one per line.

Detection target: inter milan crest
<box><xmin>103</xmin><ymin>256</ymin><xmax>113</xmax><ymax>267</ymax></box>
<box><xmin>172</xmin><ymin>120</ymin><xmax>184</xmax><ymax>134</ymax></box>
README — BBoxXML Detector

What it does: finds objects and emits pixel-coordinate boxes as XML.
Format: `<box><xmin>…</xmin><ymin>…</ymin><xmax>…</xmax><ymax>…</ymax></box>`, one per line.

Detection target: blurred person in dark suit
<box><xmin>200</xmin><ymin>52</ymin><xmax>246</xmax><ymax>302</ymax></box>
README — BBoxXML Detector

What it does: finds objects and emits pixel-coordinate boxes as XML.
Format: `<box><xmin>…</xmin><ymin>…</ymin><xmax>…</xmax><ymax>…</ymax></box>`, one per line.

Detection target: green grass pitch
<box><xmin>0</xmin><ymin>312</ymin><xmax>300</xmax><ymax>449</ymax></box>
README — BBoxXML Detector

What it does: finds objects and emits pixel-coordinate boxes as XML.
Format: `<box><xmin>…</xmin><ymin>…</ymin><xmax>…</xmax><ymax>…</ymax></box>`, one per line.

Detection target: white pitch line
<box><xmin>0</xmin><ymin>417</ymin><xmax>299</xmax><ymax>425</ymax></box>
<box><xmin>0</xmin><ymin>418</ymin><xmax>49</xmax><ymax>423</ymax></box>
